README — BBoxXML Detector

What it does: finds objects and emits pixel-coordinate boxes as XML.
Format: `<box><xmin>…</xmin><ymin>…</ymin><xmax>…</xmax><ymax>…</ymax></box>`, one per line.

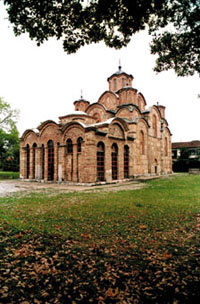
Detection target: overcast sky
<box><xmin>0</xmin><ymin>2</ymin><xmax>199</xmax><ymax>142</ymax></box>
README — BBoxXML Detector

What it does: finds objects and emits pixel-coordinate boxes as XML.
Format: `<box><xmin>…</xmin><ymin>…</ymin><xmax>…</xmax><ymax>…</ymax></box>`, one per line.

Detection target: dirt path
<box><xmin>0</xmin><ymin>179</ymin><xmax>148</xmax><ymax>197</ymax></box>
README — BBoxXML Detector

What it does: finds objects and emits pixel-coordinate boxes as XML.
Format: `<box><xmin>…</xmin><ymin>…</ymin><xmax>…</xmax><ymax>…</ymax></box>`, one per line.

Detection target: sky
<box><xmin>0</xmin><ymin>2</ymin><xmax>199</xmax><ymax>142</ymax></box>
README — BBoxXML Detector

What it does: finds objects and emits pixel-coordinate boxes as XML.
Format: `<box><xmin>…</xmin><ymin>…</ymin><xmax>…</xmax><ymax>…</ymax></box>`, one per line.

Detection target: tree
<box><xmin>0</xmin><ymin>97</ymin><xmax>19</xmax><ymax>131</ymax></box>
<box><xmin>0</xmin><ymin>97</ymin><xmax>19</xmax><ymax>171</ymax></box>
<box><xmin>2</xmin><ymin>0</ymin><xmax>200</xmax><ymax>76</ymax></box>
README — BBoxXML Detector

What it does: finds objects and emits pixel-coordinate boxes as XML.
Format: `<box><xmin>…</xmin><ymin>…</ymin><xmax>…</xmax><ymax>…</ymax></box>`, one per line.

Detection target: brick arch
<box><xmin>62</xmin><ymin>122</ymin><xmax>85</xmax><ymax>143</ymax></box>
<box><xmin>110</xmin><ymin>117</ymin><xmax>129</xmax><ymax>132</ymax></box>
<box><xmin>116</xmin><ymin>106</ymin><xmax>141</xmax><ymax>120</ymax></box>
<box><xmin>97</xmin><ymin>91</ymin><xmax>119</xmax><ymax>110</ymax></box>
<box><xmin>151</xmin><ymin>105</ymin><xmax>162</xmax><ymax>120</ymax></box>
<box><xmin>21</xmin><ymin>129</ymin><xmax>38</xmax><ymax>143</ymax></box>
<box><xmin>137</xmin><ymin>92</ymin><xmax>147</xmax><ymax>111</ymax></box>
<box><xmin>39</xmin><ymin>121</ymin><xmax>60</xmax><ymax>142</ymax></box>
<box><xmin>85</xmin><ymin>103</ymin><xmax>108</xmax><ymax>121</ymax></box>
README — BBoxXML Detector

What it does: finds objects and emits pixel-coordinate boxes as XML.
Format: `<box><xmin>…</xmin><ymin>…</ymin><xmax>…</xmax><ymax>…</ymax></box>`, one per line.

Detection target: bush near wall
<box><xmin>0</xmin><ymin>171</ymin><xmax>19</xmax><ymax>180</ymax></box>
<box><xmin>173</xmin><ymin>159</ymin><xmax>200</xmax><ymax>172</ymax></box>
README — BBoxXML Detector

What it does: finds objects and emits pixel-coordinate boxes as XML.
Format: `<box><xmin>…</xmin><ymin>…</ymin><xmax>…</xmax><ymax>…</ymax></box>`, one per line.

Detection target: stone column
<box><xmin>54</xmin><ymin>144</ymin><xmax>58</xmax><ymax>181</ymax></box>
<box><xmin>118</xmin><ymin>143</ymin><xmax>124</xmax><ymax>180</ymax></box>
<box><xmin>29</xmin><ymin>147</ymin><xmax>34</xmax><ymax>179</ymax></box>
<box><xmin>20</xmin><ymin>146</ymin><xmax>26</xmax><ymax>179</ymax></box>
<box><xmin>105</xmin><ymin>141</ymin><xmax>112</xmax><ymax>182</ymax></box>
<box><xmin>35</xmin><ymin>147</ymin><xmax>42</xmax><ymax>180</ymax></box>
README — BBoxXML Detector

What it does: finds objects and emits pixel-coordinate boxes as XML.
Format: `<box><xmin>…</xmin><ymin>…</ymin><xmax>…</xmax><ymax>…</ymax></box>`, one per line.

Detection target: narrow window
<box><xmin>122</xmin><ymin>78</ymin><xmax>125</xmax><ymax>87</ymax></box>
<box><xmin>153</xmin><ymin>115</ymin><xmax>157</xmax><ymax>137</ymax></box>
<box><xmin>26</xmin><ymin>144</ymin><xmax>30</xmax><ymax>179</ymax></box>
<box><xmin>66</xmin><ymin>139</ymin><xmax>73</xmax><ymax>154</ymax></box>
<box><xmin>124</xmin><ymin>145</ymin><xmax>129</xmax><ymax>178</ymax></box>
<box><xmin>97</xmin><ymin>142</ymin><xmax>105</xmax><ymax>181</ymax></box>
<box><xmin>140</xmin><ymin>131</ymin><xmax>145</xmax><ymax>155</ymax></box>
<box><xmin>47</xmin><ymin>140</ymin><xmax>54</xmax><ymax>181</ymax></box>
<box><xmin>165</xmin><ymin>137</ymin><xmax>168</xmax><ymax>156</ymax></box>
<box><xmin>111</xmin><ymin>143</ymin><xmax>118</xmax><ymax>180</ymax></box>
<box><xmin>77</xmin><ymin>137</ymin><xmax>83</xmax><ymax>153</ymax></box>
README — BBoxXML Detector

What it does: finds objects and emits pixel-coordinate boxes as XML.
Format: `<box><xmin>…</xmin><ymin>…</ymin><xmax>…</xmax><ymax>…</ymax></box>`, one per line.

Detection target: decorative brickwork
<box><xmin>20</xmin><ymin>66</ymin><xmax>172</xmax><ymax>183</ymax></box>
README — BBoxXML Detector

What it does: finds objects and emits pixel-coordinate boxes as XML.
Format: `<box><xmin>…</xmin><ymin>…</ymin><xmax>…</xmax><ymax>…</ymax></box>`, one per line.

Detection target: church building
<box><xmin>20</xmin><ymin>66</ymin><xmax>172</xmax><ymax>183</ymax></box>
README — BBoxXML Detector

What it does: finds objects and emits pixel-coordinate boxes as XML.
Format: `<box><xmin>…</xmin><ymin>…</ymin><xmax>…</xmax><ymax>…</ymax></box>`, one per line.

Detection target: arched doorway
<box><xmin>111</xmin><ymin>143</ymin><xmax>118</xmax><ymax>180</ymax></box>
<box><xmin>47</xmin><ymin>140</ymin><xmax>54</xmax><ymax>181</ymax></box>
<box><xmin>97</xmin><ymin>142</ymin><xmax>105</xmax><ymax>181</ymax></box>
<box><xmin>32</xmin><ymin>143</ymin><xmax>37</xmax><ymax>179</ymax></box>
<box><xmin>155</xmin><ymin>159</ymin><xmax>158</xmax><ymax>174</ymax></box>
<box><xmin>124</xmin><ymin>145</ymin><xmax>129</xmax><ymax>178</ymax></box>
<box><xmin>26</xmin><ymin>144</ymin><xmax>30</xmax><ymax>179</ymax></box>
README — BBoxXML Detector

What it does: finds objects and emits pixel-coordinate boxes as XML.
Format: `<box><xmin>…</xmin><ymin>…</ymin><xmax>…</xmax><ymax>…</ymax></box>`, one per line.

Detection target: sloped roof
<box><xmin>172</xmin><ymin>141</ymin><xmax>200</xmax><ymax>149</ymax></box>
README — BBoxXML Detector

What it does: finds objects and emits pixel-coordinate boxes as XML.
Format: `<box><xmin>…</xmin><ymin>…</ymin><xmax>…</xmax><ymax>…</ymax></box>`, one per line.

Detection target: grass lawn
<box><xmin>0</xmin><ymin>171</ymin><xmax>19</xmax><ymax>180</ymax></box>
<box><xmin>0</xmin><ymin>175</ymin><xmax>200</xmax><ymax>303</ymax></box>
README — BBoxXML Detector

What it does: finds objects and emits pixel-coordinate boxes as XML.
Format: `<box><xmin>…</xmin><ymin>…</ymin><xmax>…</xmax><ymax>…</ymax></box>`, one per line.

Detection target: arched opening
<box><xmin>66</xmin><ymin>138</ymin><xmax>73</xmax><ymax>154</ymax></box>
<box><xmin>41</xmin><ymin>144</ymin><xmax>45</xmax><ymax>179</ymax></box>
<box><xmin>26</xmin><ymin>144</ymin><xmax>30</xmax><ymax>179</ymax></box>
<box><xmin>93</xmin><ymin>113</ymin><xmax>101</xmax><ymax>123</ymax></box>
<box><xmin>140</xmin><ymin>131</ymin><xmax>145</xmax><ymax>155</ymax></box>
<box><xmin>124</xmin><ymin>145</ymin><xmax>129</xmax><ymax>178</ymax></box>
<box><xmin>77</xmin><ymin>137</ymin><xmax>83</xmax><ymax>153</ymax></box>
<box><xmin>97</xmin><ymin>142</ymin><xmax>105</xmax><ymax>181</ymax></box>
<box><xmin>47</xmin><ymin>140</ymin><xmax>54</xmax><ymax>181</ymax></box>
<box><xmin>153</xmin><ymin>115</ymin><xmax>157</xmax><ymax>137</ymax></box>
<box><xmin>32</xmin><ymin>143</ymin><xmax>37</xmax><ymax>179</ymax></box>
<box><xmin>111</xmin><ymin>143</ymin><xmax>118</xmax><ymax>180</ymax></box>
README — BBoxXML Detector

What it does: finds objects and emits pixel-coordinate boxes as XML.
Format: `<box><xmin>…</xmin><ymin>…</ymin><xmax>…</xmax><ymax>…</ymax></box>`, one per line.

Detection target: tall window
<box><xmin>32</xmin><ymin>143</ymin><xmax>37</xmax><ymax>179</ymax></box>
<box><xmin>165</xmin><ymin>137</ymin><xmax>168</xmax><ymax>156</ymax></box>
<box><xmin>140</xmin><ymin>131</ymin><xmax>145</xmax><ymax>155</ymax></box>
<box><xmin>97</xmin><ymin>142</ymin><xmax>105</xmax><ymax>181</ymax></box>
<box><xmin>41</xmin><ymin>144</ymin><xmax>44</xmax><ymax>179</ymax></box>
<box><xmin>47</xmin><ymin>140</ymin><xmax>54</xmax><ymax>181</ymax></box>
<box><xmin>153</xmin><ymin>115</ymin><xmax>157</xmax><ymax>137</ymax></box>
<box><xmin>122</xmin><ymin>78</ymin><xmax>125</xmax><ymax>87</ymax></box>
<box><xmin>111</xmin><ymin>143</ymin><xmax>118</xmax><ymax>180</ymax></box>
<box><xmin>77</xmin><ymin>137</ymin><xmax>83</xmax><ymax>153</ymax></box>
<box><xmin>66</xmin><ymin>139</ymin><xmax>73</xmax><ymax>153</ymax></box>
<box><xmin>124</xmin><ymin>145</ymin><xmax>129</xmax><ymax>178</ymax></box>
<box><xmin>26</xmin><ymin>144</ymin><xmax>30</xmax><ymax>179</ymax></box>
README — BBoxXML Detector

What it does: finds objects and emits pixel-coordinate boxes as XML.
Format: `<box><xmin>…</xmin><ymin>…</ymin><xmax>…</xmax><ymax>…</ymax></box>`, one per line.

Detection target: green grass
<box><xmin>0</xmin><ymin>175</ymin><xmax>200</xmax><ymax>303</ymax></box>
<box><xmin>0</xmin><ymin>171</ymin><xmax>19</xmax><ymax>180</ymax></box>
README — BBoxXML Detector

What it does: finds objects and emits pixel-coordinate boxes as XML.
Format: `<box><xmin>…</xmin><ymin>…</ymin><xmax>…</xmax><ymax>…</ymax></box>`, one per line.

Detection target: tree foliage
<box><xmin>0</xmin><ymin>97</ymin><xmax>19</xmax><ymax>171</ymax></box>
<box><xmin>2</xmin><ymin>0</ymin><xmax>200</xmax><ymax>76</ymax></box>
